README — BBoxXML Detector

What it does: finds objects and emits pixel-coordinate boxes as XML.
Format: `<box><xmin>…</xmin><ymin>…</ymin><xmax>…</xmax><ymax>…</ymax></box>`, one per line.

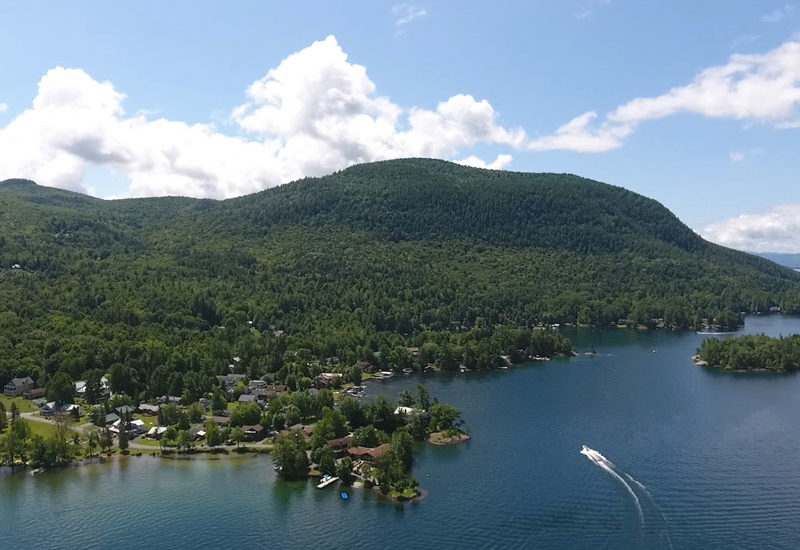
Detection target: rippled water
<box><xmin>2</xmin><ymin>315</ymin><xmax>800</xmax><ymax>549</ymax></box>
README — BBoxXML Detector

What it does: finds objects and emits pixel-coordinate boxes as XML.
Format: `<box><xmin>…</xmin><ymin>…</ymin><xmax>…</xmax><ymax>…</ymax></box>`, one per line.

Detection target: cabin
<box><xmin>326</xmin><ymin>436</ymin><xmax>353</xmax><ymax>458</ymax></box>
<box><xmin>347</xmin><ymin>443</ymin><xmax>391</xmax><ymax>462</ymax></box>
<box><xmin>243</xmin><ymin>424</ymin><xmax>265</xmax><ymax>441</ymax></box>
<box><xmin>137</xmin><ymin>404</ymin><xmax>159</xmax><ymax>416</ymax></box>
<box><xmin>4</xmin><ymin>376</ymin><xmax>34</xmax><ymax>397</ymax></box>
<box><xmin>130</xmin><ymin>419</ymin><xmax>147</xmax><ymax>435</ymax></box>
<box><xmin>220</xmin><ymin>373</ymin><xmax>246</xmax><ymax>389</ymax></box>
<box><xmin>213</xmin><ymin>416</ymin><xmax>230</xmax><ymax>427</ymax></box>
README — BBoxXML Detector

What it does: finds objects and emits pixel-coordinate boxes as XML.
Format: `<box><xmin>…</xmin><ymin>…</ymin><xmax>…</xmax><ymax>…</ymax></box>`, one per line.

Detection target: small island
<box><xmin>695</xmin><ymin>334</ymin><xmax>800</xmax><ymax>372</ymax></box>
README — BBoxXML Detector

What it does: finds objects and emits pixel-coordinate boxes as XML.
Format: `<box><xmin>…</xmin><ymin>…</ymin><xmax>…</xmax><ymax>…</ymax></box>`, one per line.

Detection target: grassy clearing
<box><xmin>0</xmin><ymin>395</ymin><xmax>34</xmax><ymax>413</ymax></box>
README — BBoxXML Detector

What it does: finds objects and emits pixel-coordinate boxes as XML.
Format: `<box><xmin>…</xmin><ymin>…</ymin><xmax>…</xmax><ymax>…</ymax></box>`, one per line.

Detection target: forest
<box><xmin>1</xmin><ymin>158</ymin><xmax>799</xmax><ymax>394</ymax></box>
<box><xmin>697</xmin><ymin>334</ymin><xmax>800</xmax><ymax>372</ymax></box>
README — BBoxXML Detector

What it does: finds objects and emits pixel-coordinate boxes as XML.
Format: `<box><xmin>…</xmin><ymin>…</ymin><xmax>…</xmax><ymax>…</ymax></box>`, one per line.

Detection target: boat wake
<box><xmin>581</xmin><ymin>446</ymin><xmax>642</xmax><ymax>522</ymax></box>
<box><xmin>581</xmin><ymin>445</ymin><xmax>673</xmax><ymax>549</ymax></box>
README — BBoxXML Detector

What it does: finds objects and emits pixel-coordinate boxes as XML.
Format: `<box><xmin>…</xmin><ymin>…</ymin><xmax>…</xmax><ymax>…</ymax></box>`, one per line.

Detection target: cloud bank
<box><xmin>703</xmin><ymin>204</ymin><xmax>800</xmax><ymax>253</ymax></box>
<box><xmin>1</xmin><ymin>35</ymin><xmax>799</xmax><ymax>198</ymax></box>
<box><xmin>529</xmin><ymin>40</ymin><xmax>800</xmax><ymax>152</ymax></box>
<box><xmin>0</xmin><ymin>36</ymin><xmax>524</xmax><ymax>198</ymax></box>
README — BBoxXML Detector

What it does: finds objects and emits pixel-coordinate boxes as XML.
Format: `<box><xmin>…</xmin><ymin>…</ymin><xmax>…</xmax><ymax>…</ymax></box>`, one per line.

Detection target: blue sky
<box><xmin>0</xmin><ymin>1</ymin><xmax>798</xmax><ymax>251</ymax></box>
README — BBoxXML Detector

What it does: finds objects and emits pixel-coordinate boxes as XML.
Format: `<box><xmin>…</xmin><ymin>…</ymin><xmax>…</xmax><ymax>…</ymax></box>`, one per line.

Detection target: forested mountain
<box><xmin>1</xmin><ymin>158</ymin><xmax>799</xmax><ymax>394</ymax></box>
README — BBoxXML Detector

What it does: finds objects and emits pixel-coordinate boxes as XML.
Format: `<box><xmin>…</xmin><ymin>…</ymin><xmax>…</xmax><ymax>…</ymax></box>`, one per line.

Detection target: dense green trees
<box><xmin>1</xmin><ymin>159</ymin><xmax>798</xmax><ymax>398</ymax></box>
<box><xmin>698</xmin><ymin>334</ymin><xmax>800</xmax><ymax>372</ymax></box>
<box><xmin>273</xmin><ymin>429</ymin><xmax>310</xmax><ymax>479</ymax></box>
<box><xmin>46</xmin><ymin>371</ymin><xmax>74</xmax><ymax>406</ymax></box>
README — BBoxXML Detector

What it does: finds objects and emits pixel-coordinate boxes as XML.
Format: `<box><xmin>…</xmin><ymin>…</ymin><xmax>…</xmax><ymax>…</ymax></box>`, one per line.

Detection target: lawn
<box><xmin>27</xmin><ymin>420</ymin><xmax>59</xmax><ymax>438</ymax></box>
<box><xmin>0</xmin><ymin>395</ymin><xmax>34</xmax><ymax>413</ymax></box>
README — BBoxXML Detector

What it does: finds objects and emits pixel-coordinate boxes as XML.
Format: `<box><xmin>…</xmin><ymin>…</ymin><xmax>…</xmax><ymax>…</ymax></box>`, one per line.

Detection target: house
<box><xmin>137</xmin><ymin>404</ymin><xmax>159</xmax><ymax>415</ymax></box>
<box><xmin>213</xmin><ymin>416</ymin><xmax>230</xmax><ymax>427</ymax></box>
<box><xmin>41</xmin><ymin>402</ymin><xmax>83</xmax><ymax>417</ymax></box>
<box><xmin>146</xmin><ymin>426</ymin><xmax>168</xmax><ymax>439</ymax></box>
<box><xmin>266</xmin><ymin>385</ymin><xmax>287</xmax><ymax>395</ymax></box>
<box><xmin>357</xmin><ymin>361</ymin><xmax>378</xmax><ymax>374</ymax></box>
<box><xmin>326</xmin><ymin>435</ymin><xmax>353</xmax><ymax>458</ymax></box>
<box><xmin>347</xmin><ymin>443</ymin><xmax>391</xmax><ymax>462</ymax></box>
<box><xmin>198</xmin><ymin>397</ymin><xmax>213</xmax><ymax>410</ymax></box>
<box><xmin>242</xmin><ymin>424</ymin><xmax>265</xmax><ymax>441</ymax></box>
<box><xmin>238</xmin><ymin>393</ymin><xmax>258</xmax><ymax>405</ymax></box>
<box><xmin>74</xmin><ymin>380</ymin><xmax>87</xmax><ymax>398</ymax></box>
<box><xmin>314</xmin><ymin>372</ymin><xmax>343</xmax><ymax>389</ymax></box>
<box><xmin>104</xmin><ymin>413</ymin><xmax>120</xmax><ymax>425</ymax></box>
<box><xmin>4</xmin><ymin>376</ymin><xmax>34</xmax><ymax>397</ymax></box>
<box><xmin>220</xmin><ymin>373</ymin><xmax>246</xmax><ymax>389</ymax></box>
<box><xmin>22</xmin><ymin>388</ymin><xmax>46</xmax><ymax>400</ymax></box>
<box><xmin>248</xmin><ymin>380</ymin><xmax>268</xmax><ymax>391</ymax></box>
<box><xmin>187</xmin><ymin>426</ymin><xmax>206</xmax><ymax>441</ymax></box>
<box><xmin>156</xmin><ymin>395</ymin><xmax>182</xmax><ymax>405</ymax></box>
<box><xmin>130</xmin><ymin>419</ymin><xmax>147</xmax><ymax>435</ymax></box>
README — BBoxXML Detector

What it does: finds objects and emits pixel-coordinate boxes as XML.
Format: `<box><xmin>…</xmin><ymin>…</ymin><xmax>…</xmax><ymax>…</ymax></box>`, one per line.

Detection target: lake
<box><xmin>2</xmin><ymin>315</ymin><xmax>800</xmax><ymax>549</ymax></box>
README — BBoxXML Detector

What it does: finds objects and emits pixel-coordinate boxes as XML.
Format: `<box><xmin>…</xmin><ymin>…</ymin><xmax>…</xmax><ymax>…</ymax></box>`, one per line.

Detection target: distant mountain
<box><xmin>756</xmin><ymin>252</ymin><xmax>800</xmax><ymax>269</ymax></box>
<box><xmin>1</xmin><ymin>159</ymin><xmax>799</xmax><ymax>391</ymax></box>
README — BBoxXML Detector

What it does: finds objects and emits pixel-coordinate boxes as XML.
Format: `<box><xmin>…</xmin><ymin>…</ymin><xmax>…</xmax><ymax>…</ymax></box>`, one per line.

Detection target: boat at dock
<box><xmin>316</xmin><ymin>475</ymin><xmax>339</xmax><ymax>489</ymax></box>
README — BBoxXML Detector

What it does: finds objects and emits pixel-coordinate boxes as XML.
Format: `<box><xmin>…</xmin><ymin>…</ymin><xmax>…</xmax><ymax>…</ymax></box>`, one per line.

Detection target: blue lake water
<box><xmin>2</xmin><ymin>315</ymin><xmax>800</xmax><ymax>549</ymax></box>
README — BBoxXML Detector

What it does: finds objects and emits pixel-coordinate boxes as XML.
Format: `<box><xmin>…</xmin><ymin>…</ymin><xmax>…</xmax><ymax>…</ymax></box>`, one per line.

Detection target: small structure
<box><xmin>104</xmin><ymin>412</ymin><xmax>120</xmax><ymax>426</ymax></box>
<box><xmin>4</xmin><ymin>376</ymin><xmax>34</xmax><ymax>397</ymax></box>
<box><xmin>394</xmin><ymin>406</ymin><xmax>421</xmax><ymax>416</ymax></box>
<box><xmin>22</xmin><ymin>388</ymin><xmax>46</xmax><ymax>400</ymax></box>
<box><xmin>220</xmin><ymin>373</ymin><xmax>246</xmax><ymax>389</ymax></box>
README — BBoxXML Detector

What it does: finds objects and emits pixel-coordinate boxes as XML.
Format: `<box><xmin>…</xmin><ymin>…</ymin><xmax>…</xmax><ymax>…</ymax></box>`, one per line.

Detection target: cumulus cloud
<box><xmin>0</xmin><ymin>103</ymin><xmax>7</xmax><ymax>113</ymax></box>
<box><xmin>0</xmin><ymin>36</ymin><xmax>525</xmax><ymax>198</ymax></box>
<box><xmin>457</xmin><ymin>154</ymin><xmax>513</xmax><ymax>170</ymax></box>
<box><xmin>762</xmin><ymin>4</ymin><xmax>795</xmax><ymax>23</ymax></box>
<box><xmin>703</xmin><ymin>204</ymin><xmax>800</xmax><ymax>253</ymax></box>
<box><xmin>392</xmin><ymin>3</ymin><xmax>428</xmax><ymax>27</ymax></box>
<box><xmin>530</xmin><ymin>39</ymin><xmax>800</xmax><ymax>152</ymax></box>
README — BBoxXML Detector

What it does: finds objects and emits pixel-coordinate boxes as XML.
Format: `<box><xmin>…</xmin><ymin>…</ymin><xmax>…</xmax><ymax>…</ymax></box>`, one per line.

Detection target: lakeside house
<box><xmin>130</xmin><ymin>419</ymin><xmax>147</xmax><ymax>435</ymax></box>
<box><xmin>242</xmin><ymin>424</ymin><xmax>265</xmax><ymax>441</ymax></box>
<box><xmin>347</xmin><ymin>443</ymin><xmax>391</xmax><ymax>462</ymax></box>
<box><xmin>326</xmin><ymin>435</ymin><xmax>353</xmax><ymax>458</ymax></box>
<box><xmin>4</xmin><ymin>376</ymin><xmax>34</xmax><ymax>397</ymax></box>
<box><xmin>146</xmin><ymin>426</ymin><xmax>168</xmax><ymax>439</ymax></box>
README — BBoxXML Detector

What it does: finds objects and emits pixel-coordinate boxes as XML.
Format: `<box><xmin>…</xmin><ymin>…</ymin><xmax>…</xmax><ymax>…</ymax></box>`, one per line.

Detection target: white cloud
<box><xmin>703</xmin><ymin>204</ymin><xmax>800</xmax><ymax>253</ymax></box>
<box><xmin>392</xmin><ymin>3</ymin><xmax>428</xmax><ymax>27</ymax></box>
<box><xmin>729</xmin><ymin>148</ymin><xmax>764</xmax><ymax>163</ymax></box>
<box><xmin>457</xmin><ymin>154</ymin><xmax>513</xmax><ymax>170</ymax></box>
<box><xmin>530</xmin><ymin>39</ymin><xmax>800</xmax><ymax>152</ymax></box>
<box><xmin>762</xmin><ymin>4</ymin><xmax>795</xmax><ymax>23</ymax></box>
<box><xmin>0</xmin><ymin>103</ymin><xmax>7</xmax><ymax>113</ymax></box>
<box><xmin>0</xmin><ymin>36</ymin><xmax>525</xmax><ymax>198</ymax></box>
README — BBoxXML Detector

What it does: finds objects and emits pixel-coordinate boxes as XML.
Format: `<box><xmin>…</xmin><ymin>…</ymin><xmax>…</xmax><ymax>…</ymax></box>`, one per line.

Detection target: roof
<box><xmin>213</xmin><ymin>416</ymin><xmax>230</xmax><ymax>425</ymax></box>
<box><xmin>238</xmin><ymin>394</ymin><xmax>257</xmax><ymax>403</ymax></box>
<box><xmin>347</xmin><ymin>443</ymin><xmax>391</xmax><ymax>460</ymax></box>
<box><xmin>327</xmin><ymin>436</ymin><xmax>353</xmax><ymax>448</ymax></box>
<box><xmin>105</xmin><ymin>413</ymin><xmax>120</xmax><ymax>423</ymax></box>
<box><xmin>394</xmin><ymin>406</ymin><xmax>420</xmax><ymax>416</ymax></box>
<box><xmin>8</xmin><ymin>376</ymin><xmax>33</xmax><ymax>386</ymax></box>
<box><xmin>243</xmin><ymin>424</ymin><xmax>264</xmax><ymax>433</ymax></box>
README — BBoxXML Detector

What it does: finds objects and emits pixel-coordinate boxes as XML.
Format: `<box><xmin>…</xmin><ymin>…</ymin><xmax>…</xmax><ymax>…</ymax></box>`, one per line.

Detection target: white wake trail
<box><xmin>581</xmin><ymin>446</ymin><xmax>643</xmax><ymax>523</ymax></box>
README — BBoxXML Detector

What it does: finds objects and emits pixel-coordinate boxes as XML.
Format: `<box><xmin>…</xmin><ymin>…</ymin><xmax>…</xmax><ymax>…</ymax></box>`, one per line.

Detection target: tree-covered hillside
<box><xmin>1</xmin><ymin>159</ymin><xmax>799</xmax><ymax>395</ymax></box>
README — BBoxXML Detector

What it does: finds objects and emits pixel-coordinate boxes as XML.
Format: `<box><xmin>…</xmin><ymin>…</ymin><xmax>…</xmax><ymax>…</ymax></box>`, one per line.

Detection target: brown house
<box><xmin>326</xmin><ymin>435</ymin><xmax>353</xmax><ymax>458</ymax></box>
<box><xmin>347</xmin><ymin>443</ymin><xmax>391</xmax><ymax>462</ymax></box>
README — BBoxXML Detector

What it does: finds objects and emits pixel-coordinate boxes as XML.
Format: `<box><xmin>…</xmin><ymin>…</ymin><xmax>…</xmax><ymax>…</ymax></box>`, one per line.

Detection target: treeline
<box><xmin>697</xmin><ymin>334</ymin><xmax>800</xmax><ymax>372</ymax></box>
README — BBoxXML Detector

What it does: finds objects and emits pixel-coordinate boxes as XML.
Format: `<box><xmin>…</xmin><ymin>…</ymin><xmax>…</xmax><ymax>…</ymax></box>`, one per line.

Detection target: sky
<box><xmin>0</xmin><ymin>1</ymin><xmax>798</xmax><ymax>252</ymax></box>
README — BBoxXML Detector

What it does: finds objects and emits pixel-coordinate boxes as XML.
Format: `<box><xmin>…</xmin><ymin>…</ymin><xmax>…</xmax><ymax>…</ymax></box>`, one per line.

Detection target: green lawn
<box><xmin>27</xmin><ymin>420</ymin><xmax>59</xmax><ymax>438</ymax></box>
<box><xmin>0</xmin><ymin>395</ymin><xmax>34</xmax><ymax>413</ymax></box>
